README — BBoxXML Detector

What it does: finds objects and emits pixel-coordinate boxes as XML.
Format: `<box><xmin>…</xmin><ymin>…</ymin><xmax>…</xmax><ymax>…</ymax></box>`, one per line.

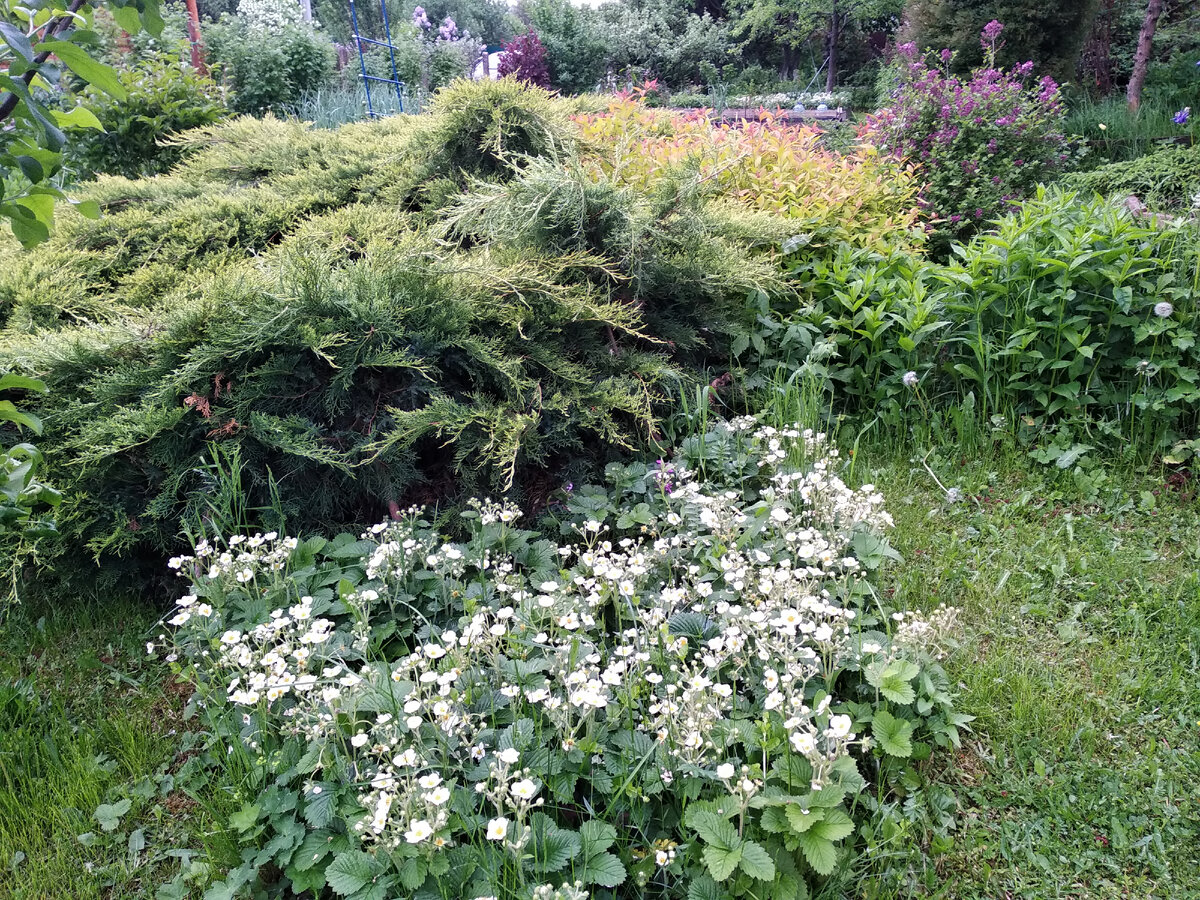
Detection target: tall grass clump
<box><xmin>1065</xmin><ymin>96</ymin><xmax>1198</xmax><ymax>166</ymax></box>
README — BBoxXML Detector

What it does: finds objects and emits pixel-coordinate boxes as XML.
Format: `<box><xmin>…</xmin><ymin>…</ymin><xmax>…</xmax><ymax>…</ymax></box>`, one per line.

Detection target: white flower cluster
<box><xmin>892</xmin><ymin>604</ymin><xmax>961</xmax><ymax>659</ymax></box>
<box><xmin>728</xmin><ymin>91</ymin><xmax>850</xmax><ymax>110</ymax></box>
<box><xmin>166</xmin><ymin>420</ymin><xmax>911</xmax><ymax>860</ymax></box>
<box><xmin>168</xmin><ymin>531</ymin><xmax>298</xmax><ymax>584</ymax></box>
<box><xmin>236</xmin><ymin>0</ymin><xmax>316</xmax><ymax>30</ymax></box>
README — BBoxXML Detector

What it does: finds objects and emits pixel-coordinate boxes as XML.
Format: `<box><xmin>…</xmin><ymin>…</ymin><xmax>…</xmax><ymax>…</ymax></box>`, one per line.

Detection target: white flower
<box><xmin>418</xmin><ymin>773</ymin><xmax>442</xmax><ymax>789</ymax></box>
<box><xmin>351</xmin><ymin>733</ymin><xmax>369</xmax><ymax>748</ymax></box>
<box><xmin>902</xmin><ymin>370</ymin><xmax>919</xmax><ymax>388</ymax></box>
<box><xmin>486</xmin><ymin>817</ymin><xmax>509</xmax><ymax>840</ymax></box>
<box><xmin>828</xmin><ymin>714</ymin><xmax>854</xmax><ymax>739</ymax></box>
<box><xmin>1154</xmin><ymin>301</ymin><xmax>1174</xmax><ymax>318</ymax></box>
<box><xmin>404</xmin><ymin>819</ymin><xmax>433</xmax><ymax>844</ymax></box>
<box><xmin>790</xmin><ymin>731</ymin><xmax>816</xmax><ymax>754</ymax></box>
<box><xmin>655</xmin><ymin>849</ymin><xmax>670</xmax><ymax>866</ymax></box>
<box><xmin>498</xmin><ymin>748</ymin><xmax>520</xmax><ymax>764</ymax></box>
<box><xmin>716</xmin><ymin>763</ymin><xmax>736</xmax><ymax>779</ymax></box>
<box><xmin>427</xmin><ymin>786</ymin><xmax>451</xmax><ymax>806</ymax></box>
<box><xmin>510</xmin><ymin>778</ymin><xmax>538</xmax><ymax>800</ymax></box>
<box><xmin>220</xmin><ymin>630</ymin><xmax>242</xmax><ymax>645</ymax></box>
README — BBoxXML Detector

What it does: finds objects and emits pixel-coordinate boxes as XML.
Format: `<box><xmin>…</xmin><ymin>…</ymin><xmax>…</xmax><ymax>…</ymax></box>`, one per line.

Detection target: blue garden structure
<box><xmin>349</xmin><ymin>0</ymin><xmax>405</xmax><ymax>116</ymax></box>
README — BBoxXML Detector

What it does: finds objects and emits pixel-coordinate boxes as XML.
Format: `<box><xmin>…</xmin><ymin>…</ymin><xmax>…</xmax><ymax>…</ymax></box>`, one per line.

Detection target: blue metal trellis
<box><xmin>349</xmin><ymin>0</ymin><xmax>405</xmax><ymax>117</ymax></box>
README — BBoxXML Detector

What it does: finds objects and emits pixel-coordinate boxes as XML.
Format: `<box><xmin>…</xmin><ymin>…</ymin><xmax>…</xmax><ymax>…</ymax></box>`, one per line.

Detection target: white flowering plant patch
<box><xmin>158</xmin><ymin>419</ymin><xmax>967</xmax><ymax>900</ymax></box>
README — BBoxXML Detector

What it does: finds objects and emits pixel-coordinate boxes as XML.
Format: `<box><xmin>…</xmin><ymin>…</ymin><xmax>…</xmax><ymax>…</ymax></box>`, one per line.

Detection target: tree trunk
<box><xmin>185</xmin><ymin>0</ymin><xmax>208</xmax><ymax>75</ymax></box>
<box><xmin>299</xmin><ymin>0</ymin><xmax>313</xmax><ymax>23</ymax></box>
<box><xmin>825</xmin><ymin>5</ymin><xmax>839</xmax><ymax>93</ymax></box>
<box><xmin>1126</xmin><ymin>0</ymin><xmax>1164</xmax><ymax>112</ymax></box>
<box><xmin>779</xmin><ymin>44</ymin><xmax>795</xmax><ymax>82</ymax></box>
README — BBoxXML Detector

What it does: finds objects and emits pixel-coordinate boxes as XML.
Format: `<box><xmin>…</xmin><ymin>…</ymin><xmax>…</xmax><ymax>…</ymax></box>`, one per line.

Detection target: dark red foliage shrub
<box><xmin>498</xmin><ymin>31</ymin><xmax>550</xmax><ymax>88</ymax></box>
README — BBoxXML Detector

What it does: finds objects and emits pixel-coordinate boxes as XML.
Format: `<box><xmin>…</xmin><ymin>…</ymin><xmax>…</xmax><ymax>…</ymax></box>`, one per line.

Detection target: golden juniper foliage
<box><xmin>0</xmin><ymin>78</ymin><xmax>916</xmax><ymax>582</ymax></box>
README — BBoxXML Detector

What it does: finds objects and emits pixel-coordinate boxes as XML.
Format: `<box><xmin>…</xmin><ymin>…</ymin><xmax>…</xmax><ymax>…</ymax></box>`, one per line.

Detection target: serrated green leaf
<box><xmin>291</xmin><ymin>830</ymin><xmax>334</xmax><ymax>872</ymax></box>
<box><xmin>303</xmin><ymin>786</ymin><xmax>335</xmax><ymax>827</ymax></box>
<box><xmin>810</xmin><ymin>806</ymin><xmax>855</xmax><ymax>842</ymax></box>
<box><xmin>579</xmin><ymin>819</ymin><xmax>616</xmax><ymax>855</ymax></box>
<box><xmin>796</xmin><ymin>830</ymin><xmax>837</xmax><ymax>875</ymax></box>
<box><xmin>760</xmin><ymin>806</ymin><xmax>790</xmax><ymax>834</ymax></box>
<box><xmin>529</xmin><ymin>812</ymin><xmax>580</xmax><ymax>874</ymax></box>
<box><xmin>703</xmin><ymin>842</ymin><xmax>742</xmax><ymax>881</ymax></box>
<box><xmin>325</xmin><ymin>850</ymin><xmax>377</xmax><ymax>895</ymax></box>
<box><xmin>738</xmin><ymin>839</ymin><xmax>776</xmax><ymax>881</ymax></box>
<box><xmin>582</xmin><ymin>851</ymin><xmax>626</xmax><ymax>887</ymax></box>
<box><xmin>784</xmin><ymin>804</ymin><xmax>823</xmax><ymax>834</ymax></box>
<box><xmin>687</xmin><ymin>874</ymin><xmax>723</xmax><ymax>900</ymax></box>
<box><xmin>398</xmin><ymin>857</ymin><xmax>427</xmax><ymax>890</ymax></box>
<box><xmin>872</xmin><ymin>710</ymin><xmax>914</xmax><ymax>758</ymax></box>
<box><xmin>687</xmin><ymin>810</ymin><xmax>740</xmax><ymax>851</ymax></box>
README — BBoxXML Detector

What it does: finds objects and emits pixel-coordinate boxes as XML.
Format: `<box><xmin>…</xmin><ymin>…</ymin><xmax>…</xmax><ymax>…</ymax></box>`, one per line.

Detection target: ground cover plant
<box><xmin>64</xmin><ymin>53</ymin><xmax>229</xmax><ymax>180</ymax></box>
<box><xmin>150</xmin><ymin>417</ymin><xmax>966</xmax><ymax>899</ymax></box>
<box><xmin>758</xmin><ymin>188</ymin><xmax>1200</xmax><ymax>467</ymax></box>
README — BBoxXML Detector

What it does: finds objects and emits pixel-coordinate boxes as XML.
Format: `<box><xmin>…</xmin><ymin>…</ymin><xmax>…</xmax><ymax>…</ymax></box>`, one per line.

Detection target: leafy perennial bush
<box><xmin>156</xmin><ymin>419</ymin><xmax>967</xmax><ymax>900</ymax></box>
<box><xmin>751</xmin><ymin>188</ymin><xmax>1200</xmax><ymax>460</ymax></box>
<box><xmin>65</xmin><ymin>54</ymin><xmax>228</xmax><ymax>180</ymax></box>
<box><xmin>574</xmin><ymin>98</ymin><xmax>923</xmax><ymax>253</ymax></box>
<box><xmin>863</xmin><ymin>21</ymin><xmax>1072</xmax><ymax>251</ymax></box>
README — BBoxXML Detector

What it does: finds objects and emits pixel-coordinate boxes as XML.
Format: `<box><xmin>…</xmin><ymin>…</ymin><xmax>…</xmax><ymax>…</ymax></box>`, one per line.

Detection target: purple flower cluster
<box><xmin>437</xmin><ymin>15</ymin><xmax>458</xmax><ymax>41</ymax></box>
<box><xmin>980</xmin><ymin>19</ymin><xmax>1004</xmax><ymax>50</ymax></box>
<box><xmin>864</xmin><ymin>22</ymin><xmax>1068</xmax><ymax>244</ymax></box>
<box><xmin>412</xmin><ymin>5</ymin><xmax>430</xmax><ymax>30</ymax></box>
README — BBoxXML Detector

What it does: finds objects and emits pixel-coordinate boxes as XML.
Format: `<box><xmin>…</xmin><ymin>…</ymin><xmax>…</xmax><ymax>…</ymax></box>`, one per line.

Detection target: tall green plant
<box><xmin>0</xmin><ymin>374</ymin><xmax>60</xmax><ymax>539</ymax></box>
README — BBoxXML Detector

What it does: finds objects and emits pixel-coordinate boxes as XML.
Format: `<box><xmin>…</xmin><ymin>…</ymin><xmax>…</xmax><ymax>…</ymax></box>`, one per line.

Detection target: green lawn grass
<box><xmin>1</xmin><ymin>445</ymin><xmax>1196</xmax><ymax>899</ymax></box>
<box><xmin>0</xmin><ymin>599</ymin><xmax>228</xmax><ymax>899</ymax></box>
<box><xmin>851</xmin><ymin>447</ymin><xmax>1200</xmax><ymax>899</ymax></box>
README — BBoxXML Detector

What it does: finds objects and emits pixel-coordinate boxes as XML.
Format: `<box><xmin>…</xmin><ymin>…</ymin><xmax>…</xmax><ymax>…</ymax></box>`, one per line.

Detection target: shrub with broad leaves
<box><xmin>862</xmin><ymin>21</ymin><xmax>1072</xmax><ymax>250</ymax></box>
<box><xmin>498</xmin><ymin>31</ymin><xmax>551</xmax><ymax>89</ymax></box>
<box><xmin>157</xmin><ymin>419</ymin><xmax>967</xmax><ymax>900</ymax></box>
<box><xmin>65</xmin><ymin>54</ymin><xmax>228</xmax><ymax>180</ymax></box>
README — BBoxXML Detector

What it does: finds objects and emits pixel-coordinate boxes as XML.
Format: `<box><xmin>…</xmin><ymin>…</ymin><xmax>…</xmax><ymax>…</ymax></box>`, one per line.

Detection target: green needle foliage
<box><xmin>0</xmin><ymin>79</ymin><xmax>787</xmax><ymax>591</ymax></box>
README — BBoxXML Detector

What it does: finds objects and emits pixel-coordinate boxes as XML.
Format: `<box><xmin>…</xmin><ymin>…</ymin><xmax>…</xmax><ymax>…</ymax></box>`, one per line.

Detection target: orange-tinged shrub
<box><xmin>572</xmin><ymin>98</ymin><xmax>925</xmax><ymax>251</ymax></box>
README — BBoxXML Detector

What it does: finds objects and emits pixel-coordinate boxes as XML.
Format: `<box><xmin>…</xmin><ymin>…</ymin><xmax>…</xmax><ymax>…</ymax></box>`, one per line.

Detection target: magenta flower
<box><xmin>981</xmin><ymin>20</ymin><xmax>1004</xmax><ymax>48</ymax></box>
